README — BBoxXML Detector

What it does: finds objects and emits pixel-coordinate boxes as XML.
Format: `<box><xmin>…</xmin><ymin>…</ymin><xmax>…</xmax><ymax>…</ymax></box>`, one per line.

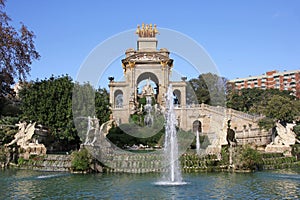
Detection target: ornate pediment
<box><xmin>122</xmin><ymin>52</ymin><xmax>173</xmax><ymax>66</ymax></box>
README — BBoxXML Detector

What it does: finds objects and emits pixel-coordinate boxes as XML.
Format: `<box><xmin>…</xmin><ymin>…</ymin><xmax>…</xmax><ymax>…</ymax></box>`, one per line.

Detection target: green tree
<box><xmin>0</xmin><ymin>0</ymin><xmax>40</xmax><ymax>114</ymax></box>
<box><xmin>0</xmin><ymin>116</ymin><xmax>18</xmax><ymax>145</ymax></box>
<box><xmin>258</xmin><ymin>117</ymin><xmax>275</xmax><ymax>131</ymax></box>
<box><xmin>72</xmin><ymin>83</ymin><xmax>110</xmax><ymax>124</ymax></box>
<box><xmin>0</xmin><ymin>97</ymin><xmax>20</xmax><ymax>117</ymax></box>
<box><xmin>188</xmin><ymin>76</ymin><xmax>210</xmax><ymax>104</ymax></box>
<box><xmin>72</xmin><ymin>83</ymin><xmax>111</xmax><ymax>139</ymax></box>
<box><xmin>202</xmin><ymin>73</ymin><xmax>227</xmax><ymax>106</ymax></box>
<box><xmin>95</xmin><ymin>88</ymin><xmax>110</xmax><ymax>125</ymax></box>
<box><xmin>19</xmin><ymin>75</ymin><xmax>79</xmax><ymax>149</ymax></box>
<box><xmin>293</xmin><ymin>124</ymin><xmax>300</xmax><ymax>141</ymax></box>
<box><xmin>20</xmin><ymin>77</ymin><xmax>111</xmax><ymax>148</ymax></box>
<box><xmin>72</xmin><ymin>82</ymin><xmax>96</xmax><ymax>139</ymax></box>
<box><xmin>188</xmin><ymin>73</ymin><xmax>227</xmax><ymax>106</ymax></box>
<box><xmin>264</xmin><ymin>95</ymin><xmax>298</xmax><ymax>123</ymax></box>
<box><xmin>227</xmin><ymin>88</ymin><xmax>266</xmax><ymax>112</ymax></box>
<box><xmin>226</xmin><ymin>91</ymin><xmax>247</xmax><ymax>112</ymax></box>
<box><xmin>226</xmin><ymin>88</ymin><xmax>295</xmax><ymax>115</ymax></box>
<box><xmin>72</xmin><ymin>82</ymin><xmax>95</xmax><ymax>119</ymax></box>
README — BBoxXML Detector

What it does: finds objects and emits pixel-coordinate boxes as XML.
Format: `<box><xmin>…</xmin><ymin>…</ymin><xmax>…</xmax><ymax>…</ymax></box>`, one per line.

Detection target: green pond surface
<box><xmin>1</xmin><ymin>168</ymin><xmax>300</xmax><ymax>199</ymax></box>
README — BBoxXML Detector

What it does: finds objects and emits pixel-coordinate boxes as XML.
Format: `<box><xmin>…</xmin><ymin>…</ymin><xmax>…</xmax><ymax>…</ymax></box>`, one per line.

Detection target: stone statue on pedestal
<box><xmin>265</xmin><ymin>121</ymin><xmax>300</xmax><ymax>155</ymax></box>
<box><xmin>5</xmin><ymin>122</ymin><xmax>47</xmax><ymax>159</ymax></box>
<box><xmin>136</xmin><ymin>23</ymin><xmax>159</xmax><ymax>38</ymax></box>
<box><xmin>6</xmin><ymin>122</ymin><xmax>36</xmax><ymax>147</ymax></box>
<box><xmin>142</xmin><ymin>78</ymin><xmax>154</xmax><ymax>97</ymax></box>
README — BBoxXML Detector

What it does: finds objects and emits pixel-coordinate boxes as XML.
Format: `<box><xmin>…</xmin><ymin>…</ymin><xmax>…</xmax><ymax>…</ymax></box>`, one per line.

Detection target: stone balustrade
<box><xmin>235</xmin><ymin>128</ymin><xmax>272</xmax><ymax>146</ymax></box>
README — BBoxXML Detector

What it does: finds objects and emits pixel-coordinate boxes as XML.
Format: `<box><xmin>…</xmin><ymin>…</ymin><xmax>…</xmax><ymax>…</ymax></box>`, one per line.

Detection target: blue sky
<box><xmin>5</xmin><ymin>0</ymin><xmax>300</xmax><ymax>87</ymax></box>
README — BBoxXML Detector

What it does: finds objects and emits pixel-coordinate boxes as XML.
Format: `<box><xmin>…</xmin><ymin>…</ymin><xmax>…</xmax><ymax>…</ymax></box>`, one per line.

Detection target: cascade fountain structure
<box><xmin>108</xmin><ymin>23</ymin><xmax>269</xmax><ymax>155</ymax></box>
<box><xmin>75</xmin><ymin>23</ymin><xmax>273</xmax><ymax>175</ymax></box>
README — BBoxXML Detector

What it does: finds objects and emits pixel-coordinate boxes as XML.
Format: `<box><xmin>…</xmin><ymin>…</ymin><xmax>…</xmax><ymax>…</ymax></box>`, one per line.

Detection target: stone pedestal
<box><xmin>265</xmin><ymin>145</ymin><xmax>291</xmax><ymax>155</ymax></box>
<box><xmin>21</xmin><ymin>143</ymin><xmax>47</xmax><ymax>159</ymax></box>
<box><xmin>137</xmin><ymin>38</ymin><xmax>157</xmax><ymax>50</ymax></box>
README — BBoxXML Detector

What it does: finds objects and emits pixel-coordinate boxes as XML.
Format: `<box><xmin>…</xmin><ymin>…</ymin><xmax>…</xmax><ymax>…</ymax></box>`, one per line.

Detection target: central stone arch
<box><xmin>137</xmin><ymin>72</ymin><xmax>159</xmax><ymax>86</ymax></box>
<box><xmin>136</xmin><ymin>72</ymin><xmax>159</xmax><ymax>100</ymax></box>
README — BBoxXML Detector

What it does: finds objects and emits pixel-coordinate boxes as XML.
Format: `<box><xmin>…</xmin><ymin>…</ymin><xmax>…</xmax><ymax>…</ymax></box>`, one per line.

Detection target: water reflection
<box><xmin>256</xmin><ymin>170</ymin><xmax>300</xmax><ymax>199</ymax></box>
<box><xmin>1</xmin><ymin>169</ymin><xmax>300</xmax><ymax>199</ymax></box>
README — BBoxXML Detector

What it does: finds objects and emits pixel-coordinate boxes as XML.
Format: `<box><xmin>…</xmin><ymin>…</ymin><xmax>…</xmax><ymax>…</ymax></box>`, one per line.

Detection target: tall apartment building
<box><xmin>229</xmin><ymin>70</ymin><xmax>300</xmax><ymax>98</ymax></box>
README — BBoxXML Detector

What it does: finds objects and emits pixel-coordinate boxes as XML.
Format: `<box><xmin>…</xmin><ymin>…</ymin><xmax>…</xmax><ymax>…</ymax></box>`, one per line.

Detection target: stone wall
<box><xmin>19</xmin><ymin>154</ymin><xmax>71</xmax><ymax>172</ymax></box>
<box><xmin>17</xmin><ymin>151</ymin><xmax>300</xmax><ymax>173</ymax></box>
<box><xmin>102</xmin><ymin>153</ymin><xmax>164</xmax><ymax>173</ymax></box>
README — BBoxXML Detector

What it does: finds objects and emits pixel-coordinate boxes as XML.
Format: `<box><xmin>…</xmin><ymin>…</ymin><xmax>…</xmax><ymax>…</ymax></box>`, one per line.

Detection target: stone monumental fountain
<box><xmin>75</xmin><ymin>23</ymin><xmax>275</xmax><ymax>175</ymax></box>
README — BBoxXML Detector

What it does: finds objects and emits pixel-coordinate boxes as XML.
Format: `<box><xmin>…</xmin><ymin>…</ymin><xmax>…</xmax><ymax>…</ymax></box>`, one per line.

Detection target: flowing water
<box><xmin>196</xmin><ymin>130</ymin><xmax>201</xmax><ymax>155</ymax></box>
<box><xmin>156</xmin><ymin>85</ymin><xmax>185</xmax><ymax>185</ymax></box>
<box><xmin>1</xmin><ymin>169</ymin><xmax>300</xmax><ymax>199</ymax></box>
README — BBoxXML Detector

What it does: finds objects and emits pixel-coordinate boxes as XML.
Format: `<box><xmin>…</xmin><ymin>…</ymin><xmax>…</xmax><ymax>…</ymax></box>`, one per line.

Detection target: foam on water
<box><xmin>36</xmin><ymin>174</ymin><xmax>63</xmax><ymax>179</ymax></box>
<box><xmin>154</xmin><ymin>181</ymin><xmax>189</xmax><ymax>186</ymax></box>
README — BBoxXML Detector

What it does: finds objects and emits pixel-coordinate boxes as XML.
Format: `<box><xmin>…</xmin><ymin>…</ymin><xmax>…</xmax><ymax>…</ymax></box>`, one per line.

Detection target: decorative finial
<box><xmin>136</xmin><ymin>24</ymin><xmax>140</xmax><ymax>35</ymax></box>
<box><xmin>154</xmin><ymin>24</ymin><xmax>159</xmax><ymax>35</ymax></box>
<box><xmin>136</xmin><ymin>23</ymin><xmax>159</xmax><ymax>38</ymax></box>
<box><xmin>108</xmin><ymin>76</ymin><xmax>114</xmax><ymax>82</ymax></box>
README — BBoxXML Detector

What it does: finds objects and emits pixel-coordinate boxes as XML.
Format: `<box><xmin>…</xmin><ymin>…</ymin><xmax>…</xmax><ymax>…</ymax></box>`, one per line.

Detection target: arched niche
<box><xmin>136</xmin><ymin>72</ymin><xmax>159</xmax><ymax>86</ymax></box>
<box><xmin>173</xmin><ymin>89</ymin><xmax>181</xmax><ymax>105</ymax></box>
<box><xmin>114</xmin><ymin>90</ymin><xmax>123</xmax><ymax>108</ymax></box>
<box><xmin>193</xmin><ymin>120</ymin><xmax>202</xmax><ymax>133</ymax></box>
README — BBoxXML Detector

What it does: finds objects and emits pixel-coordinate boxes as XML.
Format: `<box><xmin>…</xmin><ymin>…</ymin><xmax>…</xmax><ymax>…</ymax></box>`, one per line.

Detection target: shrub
<box><xmin>217</xmin><ymin>146</ymin><xmax>229</xmax><ymax>166</ymax></box>
<box><xmin>107</xmin><ymin>123</ymin><xmax>164</xmax><ymax>148</ymax></box>
<box><xmin>71</xmin><ymin>148</ymin><xmax>91</xmax><ymax>171</ymax></box>
<box><xmin>238</xmin><ymin>146</ymin><xmax>263</xmax><ymax>170</ymax></box>
<box><xmin>18</xmin><ymin>157</ymin><xmax>26</xmax><ymax>165</ymax></box>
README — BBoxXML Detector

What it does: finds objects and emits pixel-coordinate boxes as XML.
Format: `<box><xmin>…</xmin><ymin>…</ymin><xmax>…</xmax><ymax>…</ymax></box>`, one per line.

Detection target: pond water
<box><xmin>1</xmin><ymin>168</ymin><xmax>300</xmax><ymax>199</ymax></box>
